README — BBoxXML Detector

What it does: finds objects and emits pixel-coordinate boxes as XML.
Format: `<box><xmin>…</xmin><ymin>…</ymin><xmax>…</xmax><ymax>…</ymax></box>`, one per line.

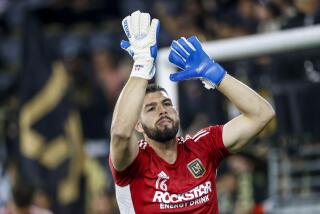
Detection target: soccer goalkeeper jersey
<box><xmin>109</xmin><ymin>125</ymin><xmax>229</xmax><ymax>214</ymax></box>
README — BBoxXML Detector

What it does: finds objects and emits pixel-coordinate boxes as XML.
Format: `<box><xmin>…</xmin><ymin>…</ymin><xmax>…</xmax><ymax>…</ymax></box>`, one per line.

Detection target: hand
<box><xmin>120</xmin><ymin>10</ymin><xmax>160</xmax><ymax>80</ymax></box>
<box><xmin>168</xmin><ymin>36</ymin><xmax>226</xmax><ymax>89</ymax></box>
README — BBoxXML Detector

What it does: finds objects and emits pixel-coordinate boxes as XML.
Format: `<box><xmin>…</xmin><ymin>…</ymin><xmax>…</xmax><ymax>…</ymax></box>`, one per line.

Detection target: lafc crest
<box><xmin>187</xmin><ymin>158</ymin><xmax>206</xmax><ymax>178</ymax></box>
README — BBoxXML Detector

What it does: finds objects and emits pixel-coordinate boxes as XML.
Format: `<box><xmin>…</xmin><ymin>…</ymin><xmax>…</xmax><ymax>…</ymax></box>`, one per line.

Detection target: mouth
<box><xmin>156</xmin><ymin>116</ymin><xmax>173</xmax><ymax>126</ymax></box>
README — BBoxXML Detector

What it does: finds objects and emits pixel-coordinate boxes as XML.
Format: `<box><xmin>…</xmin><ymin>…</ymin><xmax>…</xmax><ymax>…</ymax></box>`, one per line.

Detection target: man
<box><xmin>0</xmin><ymin>179</ymin><xmax>53</xmax><ymax>214</ymax></box>
<box><xmin>109</xmin><ymin>11</ymin><xmax>275</xmax><ymax>214</ymax></box>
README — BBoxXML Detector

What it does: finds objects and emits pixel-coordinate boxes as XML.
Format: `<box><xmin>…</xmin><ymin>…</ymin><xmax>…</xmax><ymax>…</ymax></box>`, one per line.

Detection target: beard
<box><xmin>141</xmin><ymin>119</ymin><xmax>179</xmax><ymax>143</ymax></box>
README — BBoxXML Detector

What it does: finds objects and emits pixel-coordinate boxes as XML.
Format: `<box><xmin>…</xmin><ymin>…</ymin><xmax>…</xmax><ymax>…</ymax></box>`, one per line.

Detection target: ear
<box><xmin>135</xmin><ymin>121</ymin><xmax>144</xmax><ymax>133</ymax></box>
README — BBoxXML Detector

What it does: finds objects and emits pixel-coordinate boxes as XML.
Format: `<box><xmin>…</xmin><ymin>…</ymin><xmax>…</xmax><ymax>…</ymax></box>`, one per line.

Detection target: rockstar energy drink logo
<box><xmin>187</xmin><ymin>159</ymin><xmax>206</xmax><ymax>178</ymax></box>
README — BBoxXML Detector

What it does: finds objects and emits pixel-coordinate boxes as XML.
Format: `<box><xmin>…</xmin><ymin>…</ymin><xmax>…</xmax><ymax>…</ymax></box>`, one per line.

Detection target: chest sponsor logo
<box><xmin>187</xmin><ymin>158</ymin><xmax>206</xmax><ymax>178</ymax></box>
<box><xmin>153</xmin><ymin>181</ymin><xmax>212</xmax><ymax>210</ymax></box>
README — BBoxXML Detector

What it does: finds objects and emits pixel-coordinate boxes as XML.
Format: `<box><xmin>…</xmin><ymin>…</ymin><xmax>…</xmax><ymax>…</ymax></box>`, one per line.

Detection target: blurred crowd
<box><xmin>0</xmin><ymin>0</ymin><xmax>320</xmax><ymax>213</ymax></box>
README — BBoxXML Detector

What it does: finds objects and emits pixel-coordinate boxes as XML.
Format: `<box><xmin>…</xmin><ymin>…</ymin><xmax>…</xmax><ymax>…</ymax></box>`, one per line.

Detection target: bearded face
<box><xmin>141</xmin><ymin>117</ymin><xmax>179</xmax><ymax>142</ymax></box>
<box><xmin>140</xmin><ymin>91</ymin><xmax>180</xmax><ymax>143</ymax></box>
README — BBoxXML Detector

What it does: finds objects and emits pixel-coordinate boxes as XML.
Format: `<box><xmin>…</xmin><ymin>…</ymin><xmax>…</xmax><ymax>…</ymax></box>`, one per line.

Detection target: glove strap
<box><xmin>202</xmin><ymin>62</ymin><xmax>227</xmax><ymax>89</ymax></box>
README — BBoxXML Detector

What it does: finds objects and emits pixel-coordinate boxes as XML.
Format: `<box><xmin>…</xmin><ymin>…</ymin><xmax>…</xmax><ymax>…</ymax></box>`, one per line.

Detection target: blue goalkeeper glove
<box><xmin>120</xmin><ymin>10</ymin><xmax>160</xmax><ymax>80</ymax></box>
<box><xmin>168</xmin><ymin>36</ymin><xmax>226</xmax><ymax>89</ymax></box>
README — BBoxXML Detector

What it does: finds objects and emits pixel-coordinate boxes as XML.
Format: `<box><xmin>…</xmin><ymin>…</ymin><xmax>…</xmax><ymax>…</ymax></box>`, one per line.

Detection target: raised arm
<box><xmin>217</xmin><ymin>74</ymin><xmax>275</xmax><ymax>152</ymax></box>
<box><xmin>110</xmin><ymin>11</ymin><xmax>159</xmax><ymax>171</ymax></box>
<box><xmin>168</xmin><ymin>36</ymin><xmax>275</xmax><ymax>153</ymax></box>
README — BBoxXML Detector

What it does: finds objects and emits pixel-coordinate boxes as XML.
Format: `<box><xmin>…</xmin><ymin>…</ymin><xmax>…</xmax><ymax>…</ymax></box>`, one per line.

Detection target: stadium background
<box><xmin>0</xmin><ymin>0</ymin><xmax>319</xmax><ymax>213</ymax></box>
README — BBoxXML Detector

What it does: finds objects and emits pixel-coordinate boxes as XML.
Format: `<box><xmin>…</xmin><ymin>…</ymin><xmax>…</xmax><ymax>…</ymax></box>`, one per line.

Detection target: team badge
<box><xmin>187</xmin><ymin>158</ymin><xmax>206</xmax><ymax>178</ymax></box>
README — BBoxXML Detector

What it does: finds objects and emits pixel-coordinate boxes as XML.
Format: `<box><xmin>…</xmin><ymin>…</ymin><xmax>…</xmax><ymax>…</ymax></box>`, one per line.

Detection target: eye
<box><xmin>147</xmin><ymin>107</ymin><xmax>155</xmax><ymax>112</ymax></box>
<box><xmin>164</xmin><ymin>101</ymin><xmax>172</xmax><ymax>106</ymax></box>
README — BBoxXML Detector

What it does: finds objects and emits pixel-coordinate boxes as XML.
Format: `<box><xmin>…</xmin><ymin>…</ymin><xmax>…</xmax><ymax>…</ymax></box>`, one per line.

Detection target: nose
<box><xmin>157</xmin><ymin>104</ymin><xmax>167</xmax><ymax>116</ymax></box>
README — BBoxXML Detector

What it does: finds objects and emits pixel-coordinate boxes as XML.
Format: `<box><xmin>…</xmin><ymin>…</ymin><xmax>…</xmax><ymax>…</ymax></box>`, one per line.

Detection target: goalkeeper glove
<box><xmin>168</xmin><ymin>36</ymin><xmax>226</xmax><ymax>89</ymax></box>
<box><xmin>120</xmin><ymin>10</ymin><xmax>160</xmax><ymax>80</ymax></box>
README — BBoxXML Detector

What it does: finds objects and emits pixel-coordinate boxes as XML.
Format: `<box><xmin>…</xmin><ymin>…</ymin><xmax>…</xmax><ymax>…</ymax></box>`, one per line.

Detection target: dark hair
<box><xmin>146</xmin><ymin>84</ymin><xmax>168</xmax><ymax>95</ymax></box>
<box><xmin>12</xmin><ymin>179</ymin><xmax>35</xmax><ymax>208</ymax></box>
<box><xmin>266</xmin><ymin>1</ymin><xmax>282</xmax><ymax>18</ymax></box>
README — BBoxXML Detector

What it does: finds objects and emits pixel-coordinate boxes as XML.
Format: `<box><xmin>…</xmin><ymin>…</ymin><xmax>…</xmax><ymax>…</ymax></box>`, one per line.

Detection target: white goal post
<box><xmin>156</xmin><ymin>25</ymin><xmax>320</xmax><ymax>107</ymax></box>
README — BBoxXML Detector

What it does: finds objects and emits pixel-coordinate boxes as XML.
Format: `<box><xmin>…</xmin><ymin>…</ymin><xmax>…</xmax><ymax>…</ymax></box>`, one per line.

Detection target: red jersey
<box><xmin>109</xmin><ymin>125</ymin><xmax>229</xmax><ymax>214</ymax></box>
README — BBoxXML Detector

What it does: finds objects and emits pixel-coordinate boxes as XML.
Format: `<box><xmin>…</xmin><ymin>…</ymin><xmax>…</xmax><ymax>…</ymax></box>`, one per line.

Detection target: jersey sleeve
<box><xmin>109</xmin><ymin>149</ymin><xmax>143</xmax><ymax>187</ymax></box>
<box><xmin>191</xmin><ymin>125</ymin><xmax>230</xmax><ymax>165</ymax></box>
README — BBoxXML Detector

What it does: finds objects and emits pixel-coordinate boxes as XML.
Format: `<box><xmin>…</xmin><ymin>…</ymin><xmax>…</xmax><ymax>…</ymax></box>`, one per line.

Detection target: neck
<box><xmin>146</xmin><ymin>137</ymin><xmax>178</xmax><ymax>164</ymax></box>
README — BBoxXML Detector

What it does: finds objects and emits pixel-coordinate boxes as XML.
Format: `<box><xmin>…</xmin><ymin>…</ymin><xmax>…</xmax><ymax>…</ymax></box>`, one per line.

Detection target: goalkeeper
<box><xmin>109</xmin><ymin>10</ymin><xmax>275</xmax><ymax>214</ymax></box>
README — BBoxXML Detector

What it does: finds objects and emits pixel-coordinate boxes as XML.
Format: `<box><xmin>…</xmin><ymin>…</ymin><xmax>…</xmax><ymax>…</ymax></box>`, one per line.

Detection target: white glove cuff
<box><xmin>201</xmin><ymin>79</ymin><xmax>216</xmax><ymax>90</ymax></box>
<box><xmin>131</xmin><ymin>60</ymin><xmax>155</xmax><ymax>80</ymax></box>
